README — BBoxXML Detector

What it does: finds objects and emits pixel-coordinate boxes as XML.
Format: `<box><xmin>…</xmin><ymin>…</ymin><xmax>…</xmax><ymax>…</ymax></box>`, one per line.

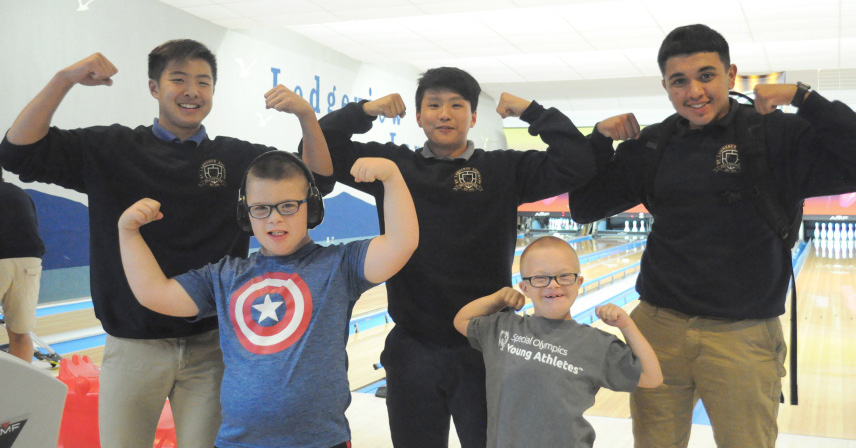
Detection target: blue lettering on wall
<box><xmin>327</xmin><ymin>86</ymin><xmax>337</xmax><ymax>113</ymax></box>
<box><xmin>309</xmin><ymin>75</ymin><xmax>321</xmax><ymax>113</ymax></box>
<box><xmin>272</xmin><ymin>71</ymin><xmax>413</xmax><ymax>145</ymax></box>
<box><xmin>271</xmin><ymin>67</ymin><xmax>281</xmax><ymax>87</ymax></box>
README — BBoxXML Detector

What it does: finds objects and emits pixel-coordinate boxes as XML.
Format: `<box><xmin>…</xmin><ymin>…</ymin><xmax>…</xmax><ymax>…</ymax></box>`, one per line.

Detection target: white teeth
<box><xmin>270</xmin><ymin>231</ymin><xmax>285</xmax><ymax>236</ymax></box>
<box><xmin>689</xmin><ymin>103</ymin><xmax>707</xmax><ymax>109</ymax></box>
<box><xmin>180</xmin><ymin>104</ymin><xmax>200</xmax><ymax>109</ymax></box>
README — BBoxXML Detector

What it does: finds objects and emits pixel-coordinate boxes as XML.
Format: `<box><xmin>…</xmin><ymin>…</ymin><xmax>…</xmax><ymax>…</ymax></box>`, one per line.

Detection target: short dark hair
<box><xmin>148</xmin><ymin>39</ymin><xmax>218</xmax><ymax>84</ymax></box>
<box><xmin>657</xmin><ymin>24</ymin><xmax>730</xmax><ymax>75</ymax></box>
<box><xmin>247</xmin><ymin>153</ymin><xmax>307</xmax><ymax>186</ymax></box>
<box><xmin>415</xmin><ymin>67</ymin><xmax>481</xmax><ymax>112</ymax></box>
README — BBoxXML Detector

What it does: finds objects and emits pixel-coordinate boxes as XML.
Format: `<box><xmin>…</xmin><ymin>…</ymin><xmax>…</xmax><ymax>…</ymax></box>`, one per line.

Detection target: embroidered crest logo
<box><xmin>498</xmin><ymin>330</ymin><xmax>509</xmax><ymax>351</ymax></box>
<box><xmin>453</xmin><ymin>167</ymin><xmax>483</xmax><ymax>192</ymax></box>
<box><xmin>229</xmin><ymin>272</ymin><xmax>313</xmax><ymax>355</ymax></box>
<box><xmin>714</xmin><ymin>144</ymin><xmax>740</xmax><ymax>173</ymax></box>
<box><xmin>199</xmin><ymin>159</ymin><xmax>227</xmax><ymax>187</ymax></box>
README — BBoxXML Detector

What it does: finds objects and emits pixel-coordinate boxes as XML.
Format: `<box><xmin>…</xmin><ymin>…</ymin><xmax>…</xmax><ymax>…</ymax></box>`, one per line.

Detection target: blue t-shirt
<box><xmin>175</xmin><ymin>240</ymin><xmax>375</xmax><ymax>448</ymax></box>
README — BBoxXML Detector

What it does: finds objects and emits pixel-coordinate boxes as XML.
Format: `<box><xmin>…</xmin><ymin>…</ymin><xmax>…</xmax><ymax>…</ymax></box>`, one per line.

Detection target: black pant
<box><xmin>381</xmin><ymin>326</ymin><xmax>487</xmax><ymax>448</ymax></box>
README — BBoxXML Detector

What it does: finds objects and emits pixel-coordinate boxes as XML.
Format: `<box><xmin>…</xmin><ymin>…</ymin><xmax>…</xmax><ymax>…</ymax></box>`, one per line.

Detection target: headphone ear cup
<box><xmin>236</xmin><ymin>195</ymin><xmax>252</xmax><ymax>233</ymax></box>
<box><xmin>306</xmin><ymin>186</ymin><xmax>324</xmax><ymax>230</ymax></box>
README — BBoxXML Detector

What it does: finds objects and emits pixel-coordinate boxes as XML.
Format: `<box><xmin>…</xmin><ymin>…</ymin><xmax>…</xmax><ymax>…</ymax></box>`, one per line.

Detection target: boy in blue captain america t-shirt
<box><xmin>117</xmin><ymin>94</ymin><xmax>418</xmax><ymax>448</ymax></box>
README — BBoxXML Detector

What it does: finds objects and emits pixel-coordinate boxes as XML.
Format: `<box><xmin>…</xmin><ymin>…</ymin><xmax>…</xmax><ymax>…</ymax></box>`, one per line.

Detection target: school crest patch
<box><xmin>714</xmin><ymin>144</ymin><xmax>740</xmax><ymax>173</ymax></box>
<box><xmin>199</xmin><ymin>159</ymin><xmax>227</xmax><ymax>187</ymax></box>
<box><xmin>453</xmin><ymin>167</ymin><xmax>483</xmax><ymax>192</ymax></box>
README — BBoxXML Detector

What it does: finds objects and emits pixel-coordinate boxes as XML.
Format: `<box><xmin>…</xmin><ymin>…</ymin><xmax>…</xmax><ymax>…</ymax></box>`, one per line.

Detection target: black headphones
<box><xmin>236</xmin><ymin>151</ymin><xmax>325</xmax><ymax>232</ymax></box>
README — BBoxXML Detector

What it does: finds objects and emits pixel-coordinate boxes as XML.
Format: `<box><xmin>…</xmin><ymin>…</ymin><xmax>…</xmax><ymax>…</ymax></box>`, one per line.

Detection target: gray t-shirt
<box><xmin>468</xmin><ymin>312</ymin><xmax>641</xmax><ymax>448</ymax></box>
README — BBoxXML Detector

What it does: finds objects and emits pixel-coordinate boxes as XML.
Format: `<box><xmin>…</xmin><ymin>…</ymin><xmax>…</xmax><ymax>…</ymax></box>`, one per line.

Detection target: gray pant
<box><xmin>99</xmin><ymin>329</ymin><xmax>224</xmax><ymax>448</ymax></box>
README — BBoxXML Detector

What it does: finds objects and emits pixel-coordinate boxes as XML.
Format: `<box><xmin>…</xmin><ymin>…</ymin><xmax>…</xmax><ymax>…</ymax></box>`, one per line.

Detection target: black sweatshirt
<box><xmin>570</xmin><ymin>94</ymin><xmax>856</xmax><ymax>319</ymax></box>
<box><xmin>319</xmin><ymin>101</ymin><xmax>597</xmax><ymax>346</ymax></box>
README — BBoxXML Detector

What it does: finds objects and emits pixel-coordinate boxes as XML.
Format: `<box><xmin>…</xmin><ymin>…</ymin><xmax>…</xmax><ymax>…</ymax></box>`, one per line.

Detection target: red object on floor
<box><xmin>154</xmin><ymin>401</ymin><xmax>177</xmax><ymax>448</ymax></box>
<box><xmin>57</xmin><ymin>355</ymin><xmax>100</xmax><ymax>448</ymax></box>
<box><xmin>55</xmin><ymin>354</ymin><xmax>177</xmax><ymax>448</ymax></box>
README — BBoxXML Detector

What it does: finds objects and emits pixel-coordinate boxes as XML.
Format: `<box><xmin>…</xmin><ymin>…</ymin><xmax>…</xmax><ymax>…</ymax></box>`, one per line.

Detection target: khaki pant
<box><xmin>99</xmin><ymin>329</ymin><xmax>224</xmax><ymax>448</ymax></box>
<box><xmin>0</xmin><ymin>257</ymin><xmax>41</xmax><ymax>334</ymax></box>
<box><xmin>630</xmin><ymin>301</ymin><xmax>786</xmax><ymax>448</ymax></box>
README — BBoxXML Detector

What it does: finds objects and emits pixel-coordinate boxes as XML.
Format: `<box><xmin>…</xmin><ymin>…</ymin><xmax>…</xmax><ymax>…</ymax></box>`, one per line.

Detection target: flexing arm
<box><xmin>7</xmin><ymin>53</ymin><xmax>117</xmax><ymax>145</ymax></box>
<box><xmin>496</xmin><ymin>92</ymin><xmax>598</xmax><ymax>202</ymax></box>
<box><xmin>356</xmin><ymin>158</ymin><xmax>418</xmax><ymax>283</ymax></box>
<box><xmin>363</xmin><ymin>93</ymin><xmax>407</xmax><ymax>119</ymax></box>
<box><xmin>117</xmin><ymin>198</ymin><xmax>200</xmax><ymax>317</ymax></box>
<box><xmin>453</xmin><ymin>287</ymin><xmax>526</xmax><ymax>336</ymax></box>
<box><xmin>596</xmin><ymin>304</ymin><xmax>663</xmax><ymax>388</ymax></box>
<box><xmin>753</xmin><ymin>83</ymin><xmax>806</xmax><ymax>115</ymax></box>
<box><xmin>596</xmin><ymin>113</ymin><xmax>641</xmax><ymax>141</ymax></box>
<box><xmin>265</xmin><ymin>84</ymin><xmax>333</xmax><ymax>176</ymax></box>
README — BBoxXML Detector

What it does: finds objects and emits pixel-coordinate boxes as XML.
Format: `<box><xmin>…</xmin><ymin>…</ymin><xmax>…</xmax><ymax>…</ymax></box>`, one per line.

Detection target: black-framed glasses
<box><xmin>521</xmin><ymin>273</ymin><xmax>579</xmax><ymax>288</ymax></box>
<box><xmin>248</xmin><ymin>199</ymin><xmax>308</xmax><ymax>219</ymax></box>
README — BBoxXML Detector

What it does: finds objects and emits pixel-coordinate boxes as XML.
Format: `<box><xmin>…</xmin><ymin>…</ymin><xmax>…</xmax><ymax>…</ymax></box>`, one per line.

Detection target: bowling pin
<box><xmin>640</xmin><ymin>220</ymin><xmax>646</xmax><ymax>233</ymax></box>
<box><xmin>849</xmin><ymin>223</ymin><xmax>854</xmax><ymax>241</ymax></box>
<box><xmin>814</xmin><ymin>223</ymin><xmax>820</xmax><ymax>240</ymax></box>
<box><xmin>821</xmin><ymin>222</ymin><xmax>827</xmax><ymax>240</ymax></box>
<box><xmin>632</xmin><ymin>221</ymin><xmax>638</xmax><ymax>232</ymax></box>
<box><xmin>624</xmin><ymin>221</ymin><xmax>630</xmax><ymax>232</ymax></box>
<box><xmin>834</xmin><ymin>223</ymin><xmax>841</xmax><ymax>241</ymax></box>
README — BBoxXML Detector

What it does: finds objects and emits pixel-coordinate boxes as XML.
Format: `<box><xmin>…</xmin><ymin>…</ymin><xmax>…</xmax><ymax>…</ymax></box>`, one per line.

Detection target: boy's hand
<box><xmin>754</xmin><ymin>83</ymin><xmax>802</xmax><ymax>115</ymax></box>
<box><xmin>59</xmin><ymin>53</ymin><xmax>117</xmax><ymax>87</ymax></box>
<box><xmin>351</xmin><ymin>157</ymin><xmax>400</xmax><ymax>183</ymax></box>
<box><xmin>496</xmin><ymin>287</ymin><xmax>526</xmax><ymax>311</ymax></box>
<box><xmin>596</xmin><ymin>303</ymin><xmax>632</xmax><ymax>329</ymax></box>
<box><xmin>596</xmin><ymin>113</ymin><xmax>641</xmax><ymax>141</ymax></box>
<box><xmin>119</xmin><ymin>198</ymin><xmax>163</xmax><ymax>232</ymax></box>
<box><xmin>264</xmin><ymin>85</ymin><xmax>314</xmax><ymax>118</ymax></box>
<box><xmin>363</xmin><ymin>94</ymin><xmax>406</xmax><ymax>118</ymax></box>
<box><xmin>495</xmin><ymin>93</ymin><xmax>532</xmax><ymax>119</ymax></box>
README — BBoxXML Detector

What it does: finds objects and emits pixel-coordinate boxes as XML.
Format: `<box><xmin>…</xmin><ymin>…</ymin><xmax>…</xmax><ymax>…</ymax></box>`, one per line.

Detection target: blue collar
<box><xmin>152</xmin><ymin>118</ymin><xmax>208</xmax><ymax>146</ymax></box>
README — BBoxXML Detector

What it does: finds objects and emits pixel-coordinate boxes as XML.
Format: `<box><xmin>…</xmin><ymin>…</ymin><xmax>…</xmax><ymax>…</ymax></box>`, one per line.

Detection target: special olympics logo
<box><xmin>229</xmin><ymin>272</ymin><xmax>313</xmax><ymax>355</ymax></box>
<box><xmin>499</xmin><ymin>330</ymin><xmax>509</xmax><ymax>351</ymax></box>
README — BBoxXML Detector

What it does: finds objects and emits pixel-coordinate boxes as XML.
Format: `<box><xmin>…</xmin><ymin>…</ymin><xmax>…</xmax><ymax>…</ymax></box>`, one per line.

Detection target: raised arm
<box><xmin>596</xmin><ymin>304</ymin><xmax>663</xmax><ymax>388</ymax></box>
<box><xmin>355</xmin><ymin>158</ymin><xmax>418</xmax><ymax>283</ymax></box>
<box><xmin>117</xmin><ymin>198</ymin><xmax>200</xmax><ymax>317</ymax></box>
<box><xmin>265</xmin><ymin>84</ymin><xmax>332</xmax><ymax>176</ymax></box>
<box><xmin>7</xmin><ymin>53</ymin><xmax>117</xmax><ymax>145</ymax></box>
<box><xmin>494</xmin><ymin>92</ymin><xmax>598</xmax><ymax>202</ymax></box>
<box><xmin>453</xmin><ymin>287</ymin><xmax>526</xmax><ymax>336</ymax></box>
<box><xmin>363</xmin><ymin>93</ymin><xmax>407</xmax><ymax>119</ymax></box>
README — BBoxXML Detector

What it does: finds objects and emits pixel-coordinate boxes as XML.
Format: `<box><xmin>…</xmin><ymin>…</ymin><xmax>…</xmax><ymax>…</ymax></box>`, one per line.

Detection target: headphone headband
<box><xmin>236</xmin><ymin>151</ymin><xmax>325</xmax><ymax>232</ymax></box>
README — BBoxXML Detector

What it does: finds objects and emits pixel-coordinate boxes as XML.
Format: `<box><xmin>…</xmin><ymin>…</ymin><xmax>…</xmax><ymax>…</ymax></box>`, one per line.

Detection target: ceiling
<box><xmin>157</xmin><ymin>0</ymin><xmax>856</xmax><ymax>121</ymax></box>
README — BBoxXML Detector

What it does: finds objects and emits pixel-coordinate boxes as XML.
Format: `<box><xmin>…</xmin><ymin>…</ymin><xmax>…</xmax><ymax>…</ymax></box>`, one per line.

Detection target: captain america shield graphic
<box><xmin>229</xmin><ymin>272</ymin><xmax>313</xmax><ymax>354</ymax></box>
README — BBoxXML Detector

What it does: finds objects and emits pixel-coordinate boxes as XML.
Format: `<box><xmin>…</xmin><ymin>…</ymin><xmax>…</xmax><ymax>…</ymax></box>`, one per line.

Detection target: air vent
<box><xmin>817</xmin><ymin>69</ymin><xmax>856</xmax><ymax>91</ymax></box>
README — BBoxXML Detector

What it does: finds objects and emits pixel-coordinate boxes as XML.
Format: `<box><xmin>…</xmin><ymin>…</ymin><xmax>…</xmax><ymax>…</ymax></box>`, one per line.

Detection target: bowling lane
<box><xmin>777</xmin><ymin>245</ymin><xmax>856</xmax><ymax>439</ymax></box>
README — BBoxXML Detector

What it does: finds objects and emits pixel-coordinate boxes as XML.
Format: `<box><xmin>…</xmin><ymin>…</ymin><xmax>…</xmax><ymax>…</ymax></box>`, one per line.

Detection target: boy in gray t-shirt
<box><xmin>454</xmin><ymin>236</ymin><xmax>662</xmax><ymax>448</ymax></box>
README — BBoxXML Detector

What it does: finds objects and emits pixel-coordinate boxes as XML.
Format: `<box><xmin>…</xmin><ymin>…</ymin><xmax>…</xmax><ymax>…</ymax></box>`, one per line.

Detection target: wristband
<box><xmin>791</xmin><ymin>81</ymin><xmax>811</xmax><ymax>108</ymax></box>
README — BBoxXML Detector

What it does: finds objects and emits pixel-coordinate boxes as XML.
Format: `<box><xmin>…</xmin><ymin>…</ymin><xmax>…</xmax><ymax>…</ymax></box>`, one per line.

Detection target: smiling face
<box><xmin>245</xmin><ymin>175</ymin><xmax>312</xmax><ymax>257</ymax></box>
<box><xmin>519</xmin><ymin>241</ymin><xmax>583</xmax><ymax>321</ymax></box>
<box><xmin>662</xmin><ymin>52</ymin><xmax>736</xmax><ymax>130</ymax></box>
<box><xmin>148</xmin><ymin>58</ymin><xmax>214</xmax><ymax>141</ymax></box>
<box><xmin>416</xmin><ymin>88</ymin><xmax>477</xmax><ymax>158</ymax></box>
